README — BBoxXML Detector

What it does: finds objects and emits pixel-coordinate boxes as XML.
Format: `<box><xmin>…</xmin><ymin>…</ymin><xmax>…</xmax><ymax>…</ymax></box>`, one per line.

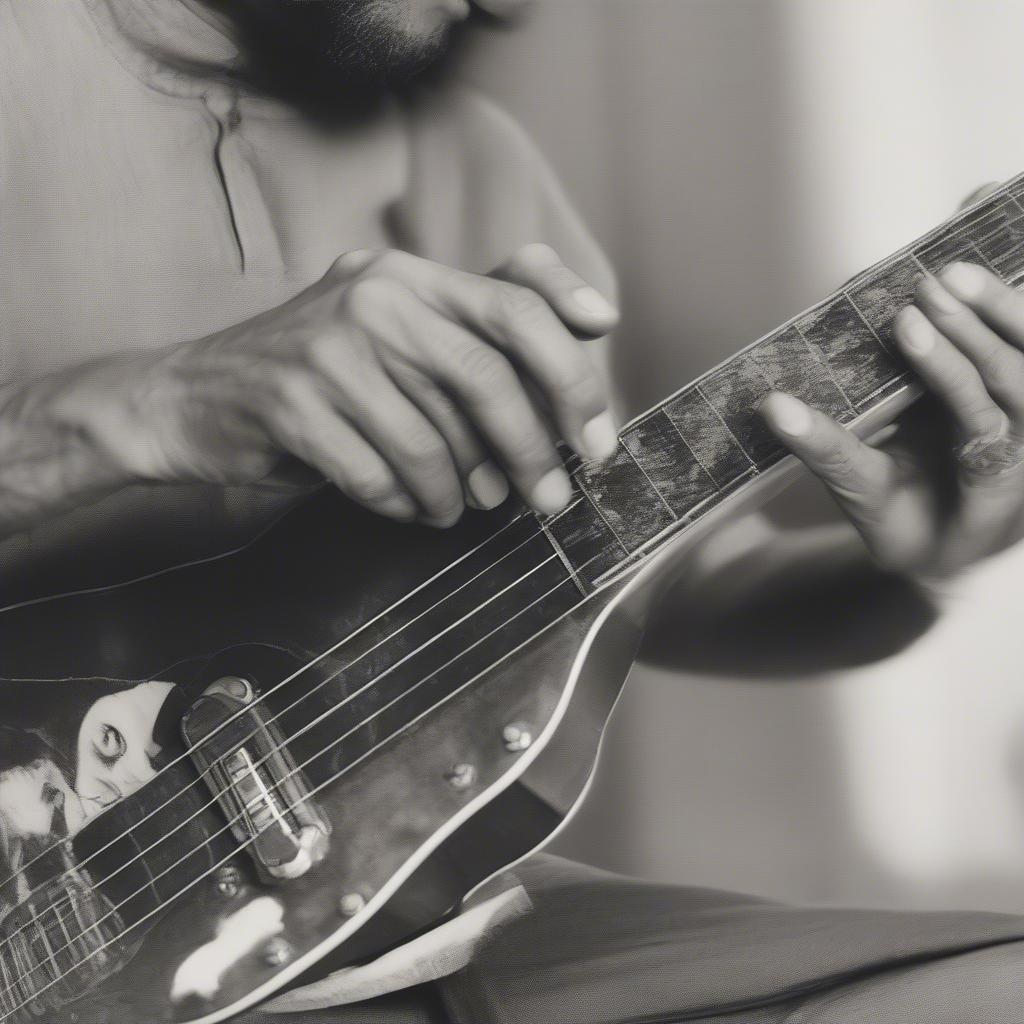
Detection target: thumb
<box><xmin>493</xmin><ymin>243</ymin><xmax>620</xmax><ymax>339</ymax></box>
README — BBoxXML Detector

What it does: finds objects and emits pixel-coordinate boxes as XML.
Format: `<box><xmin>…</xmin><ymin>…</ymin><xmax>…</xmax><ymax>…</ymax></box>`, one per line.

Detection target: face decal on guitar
<box><xmin>74</xmin><ymin>680</ymin><xmax>176</xmax><ymax>820</ymax></box>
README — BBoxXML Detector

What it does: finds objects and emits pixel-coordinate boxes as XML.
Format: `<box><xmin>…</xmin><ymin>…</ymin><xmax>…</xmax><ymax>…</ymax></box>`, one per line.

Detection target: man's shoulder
<box><xmin>395</xmin><ymin>79</ymin><xmax>614</xmax><ymax>290</ymax></box>
<box><xmin>401</xmin><ymin>80</ymin><xmax>538</xmax><ymax>165</ymax></box>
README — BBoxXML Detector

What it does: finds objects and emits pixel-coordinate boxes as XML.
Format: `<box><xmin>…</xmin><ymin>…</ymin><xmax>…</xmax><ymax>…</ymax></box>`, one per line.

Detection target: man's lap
<box><xmin>241</xmin><ymin>854</ymin><xmax>1024</xmax><ymax>1023</ymax></box>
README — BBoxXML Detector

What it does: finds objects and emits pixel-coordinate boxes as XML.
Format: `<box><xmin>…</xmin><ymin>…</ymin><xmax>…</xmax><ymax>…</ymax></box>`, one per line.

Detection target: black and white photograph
<box><xmin>5</xmin><ymin>1</ymin><xmax>1024</xmax><ymax>1021</ymax></box>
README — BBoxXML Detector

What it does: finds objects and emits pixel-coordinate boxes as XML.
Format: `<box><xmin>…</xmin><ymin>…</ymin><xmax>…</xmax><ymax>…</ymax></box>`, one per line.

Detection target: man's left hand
<box><xmin>761</xmin><ymin>263</ymin><xmax>1024</xmax><ymax>580</ymax></box>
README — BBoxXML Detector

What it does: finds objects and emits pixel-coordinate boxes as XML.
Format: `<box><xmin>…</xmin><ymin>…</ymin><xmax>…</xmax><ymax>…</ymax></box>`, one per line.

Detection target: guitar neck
<box><xmin>543</xmin><ymin>171</ymin><xmax>1024</xmax><ymax>590</ymax></box>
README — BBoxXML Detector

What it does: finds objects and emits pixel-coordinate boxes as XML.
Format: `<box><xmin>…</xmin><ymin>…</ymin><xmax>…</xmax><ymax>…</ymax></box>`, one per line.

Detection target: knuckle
<box><xmin>975</xmin><ymin>344</ymin><xmax>1021</xmax><ymax>383</ymax></box>
<box><xmin>551</xmin><ymin>360</ymin><xmax>601</xmax><ymax>407</ymax></box>
<box><xmin>364</xmin><ymin>248</ymin><xmax>408</xmax><ymax>274</ymax></box>
<box><xmin>270</xmin><ymin>369</ymin><xmax>314</xmax><ymax>410</ymax></box>
<box><xmin>343</xmin><ymin>275</ymin><xmax>406</xmax><ymax>321</ymax></box>
<box><xmin>395</xmin><ymin>426</ymin><xmax>450</xmax><ymax>471</ymax></box>
<box><xmin>815</xmin><ymin>441</ymin><xmax>861</xmax><ymax>483</ymax></box>
<box><xmin>505</xmin><ymin>427</ymin><xmax>555</xmax><ymax>469</ymax></box>
<box><xmin>493</xmin><ymin>282</ymin><xmax>547</xmax><ymax>327</ymax></box>
<box><xmin>306</xmin><ymin>331</ymin><xmax>345</xmax><ymax>373</ymax></box>
<box><xmin>457</xmin><ymin>343</ymin><xmax>515</xmax><ymax>392</ymax></box>
<box><xmin>329</xmin><ymin>249</ymin><xmax>381</xmax><ymax>278</ymax></box>
<box><xmin>509</xmin><ymin>242</ymin><xmax>560</xmax><ymax>272</ymax></box>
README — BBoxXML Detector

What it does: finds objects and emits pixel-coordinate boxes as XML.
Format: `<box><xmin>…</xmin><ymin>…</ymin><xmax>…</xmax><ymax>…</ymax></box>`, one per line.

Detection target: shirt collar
<box><xmin>81</xmin><ymin>0</ymin><xmax>242</xmax><ymax>98</ymax></box>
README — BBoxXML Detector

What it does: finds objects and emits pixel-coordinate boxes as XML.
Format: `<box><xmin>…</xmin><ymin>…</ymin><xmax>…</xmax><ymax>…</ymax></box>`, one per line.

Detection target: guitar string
<box><xmin>4</xmin><ymin>182</ymin><xmax>1021</xmax><ymax>1013</ymax></box>
<box><xmin>0</xmin><ymin>549</ymin><xmax>607</xmax><ymax>1018</ymax></box>
<box><xmin>53</xmin><ymin>545</ymin><xmax>562</xmax><ymax>907</ymax></box>
<box><xmin>0</xmin><ymin>505</ymin><xmax>574</xmax><ymax>955</ymax></box>
<box><xmin>7</xmin><ymin>181</ymin><xmax>1022</xmax><ymax>903</ymax></box>
<box><xmin>0</xmin><ymin>503</ymin><xmax>574</xmax><ymax>898</ymax></box>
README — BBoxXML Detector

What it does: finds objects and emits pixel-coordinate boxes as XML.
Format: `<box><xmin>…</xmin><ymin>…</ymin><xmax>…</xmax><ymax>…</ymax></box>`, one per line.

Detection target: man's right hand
<box><xmin>50</xmin><ymin>244</ymin><xmax>619</xmax><ymax>527</ymax></box>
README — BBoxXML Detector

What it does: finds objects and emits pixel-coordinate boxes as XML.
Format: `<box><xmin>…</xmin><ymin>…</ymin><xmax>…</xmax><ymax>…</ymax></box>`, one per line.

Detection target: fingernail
<box><xmin>531</xmin><ymin>467</ymin><xmax>573</xmax><ymax>515</ymax></box>
<box><xmin>896</xmin><ymin>306</ymin><xmax>935</xmax><ymax>355</ymax></box>
<box><xmin>573</xmin><ymin>286</ymin><xmax>617</xmax><ymax>320</ymax></box>
<box><xmin>467</xmin><ymin>461</ymin><xmax>509</xmax><ymax>510</ymax></box>
<box><xmin>940</xmin><ymin>262</ymin><xmax>986</xmax><ymax>300</ymax></box>
<box><xmin>917</xmin><ymin>272</ymin><xmax>961</xmax><ymax>314</ymax></box>
<box><xmin>379</xmin><ymin>494</ymin><xmax>417</xmax><ymax>521</ymax></box>
<box><xmin>580</xmin><ymin>411</ymin><xmax>618</xmax><ymax>461</ymax></box>
<box><xmin>764</xmin><ymin>392</ymin><xmax>811</xmax><ymax>437</ymax></box>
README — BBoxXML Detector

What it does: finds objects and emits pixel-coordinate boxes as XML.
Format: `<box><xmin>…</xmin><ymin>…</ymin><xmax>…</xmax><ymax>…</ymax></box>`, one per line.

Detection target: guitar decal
<box><xmin>74</xmin><ymin>680</ymin><xmax>176</xmax><ymax>822</ymax></box>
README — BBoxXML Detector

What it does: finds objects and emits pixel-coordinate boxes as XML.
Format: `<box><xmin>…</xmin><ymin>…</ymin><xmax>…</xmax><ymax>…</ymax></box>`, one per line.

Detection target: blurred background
<box><xmin>453</xmin><ymin>0</ymin><xmax>1024</xmax><ymax>913</ymax></box>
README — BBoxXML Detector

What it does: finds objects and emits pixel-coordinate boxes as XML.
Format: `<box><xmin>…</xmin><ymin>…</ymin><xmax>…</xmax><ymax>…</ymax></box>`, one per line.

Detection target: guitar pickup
<box><xmin>181</xmin><ymin>677</ymin><xmax>330</xmax><ymax>883</ymax></box>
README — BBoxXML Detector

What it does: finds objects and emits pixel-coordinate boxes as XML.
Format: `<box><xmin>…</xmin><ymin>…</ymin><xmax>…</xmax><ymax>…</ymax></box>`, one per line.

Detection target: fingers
<box><xmin>265</xmin><ymin>383</ymin><xmax>418</xmax><ymax>522</ymax></box>
<box><xmin>496</xmin><ymin>243</ymin><xmax>620</xmax><ymax>339</ymax></box>
<box><xmin>428</xmin><ymin>319</ymin><xmax>576</xmax><ymax>515</ymax></box>
<box><xmin>357</xmin><ymin>285</ymin><xmax>571</xmax><ymax>515</ymax></box>
<box><xmin>392</xmin><ymin>247</ymin><xmax>619</xmax><ymax>464</ymax></box>
<box><xmin>893</xmin><ymin>301</ymin><xmax>1006</xmax><ymax>439</ymax></box>
<box><xmin>909</xmin><ymin>266</ymin><xmax>1024</xmax><ymax>424</ymax></box>
<box><xmin>324</xmin><ymin>357</ymin><xmax>468</xmax><ymax>527</ymax></box>
<box><xmin>401</xmin><ymin>378</ymin><xmax>510</xmax><ymax>510</ymax></box>
<box><xmin>759</xmin><ymin>391</ymin><xmax>895</xmax><ymax>524</ymax></box>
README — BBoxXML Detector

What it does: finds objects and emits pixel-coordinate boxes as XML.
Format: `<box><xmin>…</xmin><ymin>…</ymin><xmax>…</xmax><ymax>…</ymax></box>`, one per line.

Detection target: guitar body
<box><xmin>2</xmin><ymin>164</ymin><xmax>1016</xmax><ymax>1022</ymax></box>
<box><xmin>0</xmin><ymin>488</ymin><xmax>659</xmax><ymax>1024</ymax></box>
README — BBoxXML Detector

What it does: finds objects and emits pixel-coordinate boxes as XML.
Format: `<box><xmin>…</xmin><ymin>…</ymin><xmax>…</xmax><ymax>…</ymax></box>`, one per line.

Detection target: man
<box><xmin>5</xmin><ymin>1</ymin><xmax>1024</xmax><ymax>1021</ymax></box>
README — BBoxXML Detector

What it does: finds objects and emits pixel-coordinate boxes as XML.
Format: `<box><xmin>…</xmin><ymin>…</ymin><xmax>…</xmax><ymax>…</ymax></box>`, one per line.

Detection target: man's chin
<box><xmin>224</xmin><ymin>0</ymin><xmax>457</xmax><ymax>100</ymax></box>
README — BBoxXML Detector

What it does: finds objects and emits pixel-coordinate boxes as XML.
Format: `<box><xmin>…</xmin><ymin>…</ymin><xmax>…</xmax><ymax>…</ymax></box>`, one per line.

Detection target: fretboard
<box><xmin>544</xmin><ymin>171</ymin><xmax>1024</xmax><ymax>589</ymax></box>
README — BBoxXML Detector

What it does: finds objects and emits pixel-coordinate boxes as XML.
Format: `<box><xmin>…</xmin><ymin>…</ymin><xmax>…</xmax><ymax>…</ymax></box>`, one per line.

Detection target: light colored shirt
<box><xmin>0</xmin><ymin>0</ymin><xmax>614</xmax><ymax>605</ymax></box>
<box><xmin>0</xmin><ymin>0</ymin><xmax>613</xmax><ymax>1004</ymax></box>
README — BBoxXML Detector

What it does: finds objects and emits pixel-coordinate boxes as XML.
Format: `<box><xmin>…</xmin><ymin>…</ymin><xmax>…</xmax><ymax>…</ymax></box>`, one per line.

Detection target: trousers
<box><xmin>236</xmin><ymin>855</ymin><xmax>1024</xmax><ymax>1024</ymax></box>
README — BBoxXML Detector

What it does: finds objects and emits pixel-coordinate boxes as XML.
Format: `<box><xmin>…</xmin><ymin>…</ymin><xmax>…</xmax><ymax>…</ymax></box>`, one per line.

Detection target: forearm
<box><xmin>640</xmin><ymin>514</ymin><xmax>939</xmax><ymax>676</ymax></box>
<box><xmin>0</xmin><ymin>365</ymin><xmax>136</xmax><ymax>539</ymax></box>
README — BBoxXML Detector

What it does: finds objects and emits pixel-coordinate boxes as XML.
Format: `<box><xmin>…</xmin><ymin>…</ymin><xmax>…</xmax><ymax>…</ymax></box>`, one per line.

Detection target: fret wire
<box><xmin>794</xmin><ymin>323</ymin><xmax>857</xmax><ymax>414</ymax></box>
<box><xmin>0</xmin><ymin>519</ymin><xmax>567</xmax><ymax>1002</ymax></box>
<box><xmin>628</xmin><ymin>176</ymin><xmax>1024</xmax><ymax>438</ymax></box>
<box><xmin>50</xmin><ymin>901</ymin><xmax>75</xmax><ymax>972</ymax></box>
<box><xmin>565</xmin><ymin>177</ymin><xmax>1024</xmax><ymax>587</ymax></box>
<box><xmin>659</xmin><ymin>409</ymin><xmax>720</xmax><ymax>487</ymax></box>
<box><xmin>8</xmin><ymin>180</ymin><xmax>1024</xmax><ymax>1021</ymax></box>
<box><xmin>8</xmin><ymin>934</ymin><xmax>31</xmax><ymax>1004</ymax></box>
<box><xmin>619</xmin><ymin>442</ymin><xmax>679</xmax><ymax>520</ymax></box>
<box><xmin>26</xmin><ymin>905</ymin><xmax>58</xmax><ymax>984</ymax></box>
<box><xmin>0</xmin><ymin>548</ymin><xmax>611</xmax><ymax>1024</ymax></box>
<box><xmin>694</xmin><ymin>381</ymin><xmax>758</xmax><ymax>469</ymax></box>
<box><xmin>0</xmin><ymin>943</ymin><xmax>14</xmax><ymax>1014</ymax></box>
<box><xmin>0</xmin><ymin>509</ymin><xmax>555</xmax><ymax>969</ymax></box>
<box><xmin>0</xmin><ymin>509</ymin><xmax>538</xmax><ymax>907</ymax></box>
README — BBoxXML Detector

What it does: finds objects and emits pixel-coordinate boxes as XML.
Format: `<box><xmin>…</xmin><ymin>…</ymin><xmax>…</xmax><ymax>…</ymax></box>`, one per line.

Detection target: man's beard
<box><xmin>215</xmin><ymin>1</ymin><xmax>454</xmax><ymax>103</ymax></box>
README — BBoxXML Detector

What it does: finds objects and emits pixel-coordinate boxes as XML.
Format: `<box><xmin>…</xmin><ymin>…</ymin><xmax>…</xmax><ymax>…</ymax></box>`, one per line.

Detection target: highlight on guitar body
<box><xmin>3</xmin><ymin>174</ymin><xmax>1024</xmax><ymax>1023</ymax></box>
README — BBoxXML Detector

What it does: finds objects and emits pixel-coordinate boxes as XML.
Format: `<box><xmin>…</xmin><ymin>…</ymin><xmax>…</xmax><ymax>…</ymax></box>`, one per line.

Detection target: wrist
<box><xmin>0</xmin><ymin>364</ymin><xmax>135</xmax><ymax>533</ymax></box>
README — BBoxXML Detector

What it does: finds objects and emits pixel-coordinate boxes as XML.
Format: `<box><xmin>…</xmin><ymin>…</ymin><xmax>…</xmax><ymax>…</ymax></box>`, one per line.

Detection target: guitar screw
<box><xmin>338</xmin><ymin>892</ymin><xmax>366</xmax><ymax>917</ymax></box>
<box><xmin>502</xmin><ymin>722</ymin><xmax>533</xmax><ymax>752</ymax></box>
<box><xmin>263</xmin><ymin>937</ymin><xmax>293</xmax><ymax>967</ymax></box>
<box><xmin>214</xmin><ymin>865</ymin><xmax>242</xmax><ymax>898</ymax></box>
<box><xmin>445</xmin><ymin>763</ymin><xmax>477</xmax><ymax>790</ymax></box>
